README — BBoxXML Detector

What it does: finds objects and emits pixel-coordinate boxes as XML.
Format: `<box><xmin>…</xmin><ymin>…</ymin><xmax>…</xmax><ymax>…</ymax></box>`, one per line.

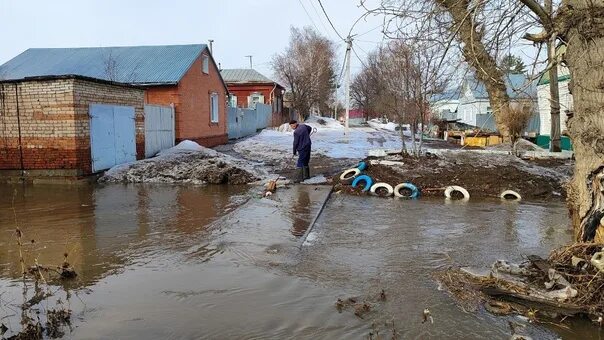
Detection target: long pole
<box><xmin>344</xmin><ymin>36</ymin><xmax>352</xmax><ymax>135</ymax></box>
<box><xmin>545</xmin><ymin>0</ymin><xmax>561</xmax><ymax>152</ymax></box>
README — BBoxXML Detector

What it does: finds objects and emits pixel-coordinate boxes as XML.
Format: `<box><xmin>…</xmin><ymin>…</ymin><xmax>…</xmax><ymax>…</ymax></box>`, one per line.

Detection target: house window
<box><xmin>210</xmin><ymin>93</ymin><xmax>219</xmax><ymax>123</ymax></box>
<box><xmin>202</xmin><ymin>55</ymin><xmax>209</xmax><ymax>74</ymax></box>
<box><xmin>229</xmin><ymin>94</ymin><xmax>238</xmax><ymax>108</ymax></box>
<box><xmin>247</xmin><ymin>93</ymin><xmax>264</xmax><ymax>109</ymax></box>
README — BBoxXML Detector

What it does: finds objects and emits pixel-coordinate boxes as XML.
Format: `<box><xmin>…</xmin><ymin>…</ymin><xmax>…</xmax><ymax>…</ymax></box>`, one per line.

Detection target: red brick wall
<box><xmin>227</xmin><ymin>83</ymin><xmax>283</xmax><ymax>110</ymax></box>
<box><xmin>145</xmin><ymin>52</ymin><xmax>228</xmax><ymax>147</ymax></box>
<box><xmin>0</xmin><ymin>78</ymin><xmax>144</xmax><ymax>175</ymax></box>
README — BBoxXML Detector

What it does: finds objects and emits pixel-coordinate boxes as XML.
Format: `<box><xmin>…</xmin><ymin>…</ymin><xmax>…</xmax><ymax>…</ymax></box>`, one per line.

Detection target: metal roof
<box><xmin>430</xmin><ymin>88</ymin><xmax>461</xmax><ymax>102</ymax></box>
<box><xmin>465</xmin><ymin>74</ymin><xmax>536</xmax><ymax>99</ymax></box>
<box><xmin>221</xmin><ymin>68</ymin><xmax>282</xmax><ymax>87</ymax></box>
<box><xmin>0</xmin><ymin>44</ymin><xmax>208</xmax><ymax>85</ymax></box>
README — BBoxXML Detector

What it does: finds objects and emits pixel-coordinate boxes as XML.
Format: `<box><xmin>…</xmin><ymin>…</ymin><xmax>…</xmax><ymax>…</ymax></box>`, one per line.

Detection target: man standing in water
<box><xmin>290</xmin><ymin>120</ymin><xmax>312</xmax><ymax>183</ymax></box>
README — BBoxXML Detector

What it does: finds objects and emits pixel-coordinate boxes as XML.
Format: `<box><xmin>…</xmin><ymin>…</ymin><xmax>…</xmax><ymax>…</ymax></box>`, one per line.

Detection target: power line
<box><xmin>317</xmin><ymin>0</ymin><xmax>346</xmax><ymax>41</ymax></box>
<box><xmin>297</xmin><ymin>0</ymin><xmax>321</xmax><ymax>33</ymax></box>
<box><xmin>306</xmin><ymin>0</ymin><xmax>333</xmax><ymax>39</ymax></box>
<box><xmin>354</xmin><ymin>23</ymin><xmax>385</xmax><ymax>38</ymax></box>
<box><xmin>336</xmin><ymin>47</ymin><xmax>349</xmax><ymax>84</ymax></box>
<box><xmin>352</xmin><ymin>46</ymin><xmax>368</xmax><ymax>70</ymax></box>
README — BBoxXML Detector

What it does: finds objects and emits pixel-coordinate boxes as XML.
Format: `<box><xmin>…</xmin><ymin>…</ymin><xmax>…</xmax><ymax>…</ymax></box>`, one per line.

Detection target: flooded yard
<box><xmin>0</xmin><ymin>183</ymin><xmax>597</xmax><ymax>339</ymax></box>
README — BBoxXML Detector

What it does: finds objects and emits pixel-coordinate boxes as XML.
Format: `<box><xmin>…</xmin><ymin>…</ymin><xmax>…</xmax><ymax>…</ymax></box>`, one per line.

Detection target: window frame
<box><xmin>210</xmin><ymin>92</ymin><xmax>219</xmax><ymax>123</ymax></box>
<box><xmin>202</xmin><ymin>54</ymin><xmax>209</xmax><ymax>74</ymax></box>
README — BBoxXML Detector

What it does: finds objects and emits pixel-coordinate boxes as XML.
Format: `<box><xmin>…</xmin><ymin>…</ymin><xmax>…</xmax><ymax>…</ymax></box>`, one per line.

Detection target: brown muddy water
<box><xmin>0</xmin><ymin>183</ymin><xmax>600</xmax><ymax>339</ymax></box>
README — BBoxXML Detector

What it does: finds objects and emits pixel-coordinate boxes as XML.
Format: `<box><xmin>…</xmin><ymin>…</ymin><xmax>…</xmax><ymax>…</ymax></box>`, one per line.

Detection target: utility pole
<box><xmin>344</xmin><ymin>36</ymin><xmax>353</xmax><ymax>135</ymax></box>
<box><xmin>545</xmin><ymin>0</ymin><xmax>561</xmax><ymax>152</ymax></box>
<box><xmin>245</xmin><ymin>55</ymin><xmax>253</xmax><ymax>69</ymax></box>
<box><xmin>208</xmin><ymin>39</ymin><xmax>214</xmax><ymax>55</ymax></box>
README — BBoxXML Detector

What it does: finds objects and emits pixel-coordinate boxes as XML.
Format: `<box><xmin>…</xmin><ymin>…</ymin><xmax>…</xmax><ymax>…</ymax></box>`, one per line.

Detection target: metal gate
<box><xmin>90</xmin><ymin>104</ymin><xmax>137</xmax><ymax>172</ymax></box>
<box><xmin>144</xmin><ymin>104</ymin><xmax>175</xmax><ymax>157</ymax></box>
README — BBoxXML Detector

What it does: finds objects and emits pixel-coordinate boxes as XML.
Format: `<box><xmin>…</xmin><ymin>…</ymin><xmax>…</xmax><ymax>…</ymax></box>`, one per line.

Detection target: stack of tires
<box><xmin>339</xmin><ymin>161</ymin><xmax>420</xmax><ymax>199</ymax></box>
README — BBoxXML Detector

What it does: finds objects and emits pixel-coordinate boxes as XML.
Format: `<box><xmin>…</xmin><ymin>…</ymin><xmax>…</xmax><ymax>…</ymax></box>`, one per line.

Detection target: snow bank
<box><xmin>304</xmin><ymin>116</ymin><xmax>343</xmax><ymax>130</ymax></box>
<box><xmin>302</xmin><ymin>175</ymin><xmax>328</xmax><ymax>185</ymax></box>
<box><xmin>100</xmin><ymin>140</ymin><xmax>262</xmax><ymax>185</ymax></box>
<box><xmin>276</xmin><ymin>116</ymin><xmax>343</xmax><ymax>133</ymax></box>
<box><xmin>367</xmin><ymin>119</ymin><xmax>400</xmax><ymax>132</ymax></box>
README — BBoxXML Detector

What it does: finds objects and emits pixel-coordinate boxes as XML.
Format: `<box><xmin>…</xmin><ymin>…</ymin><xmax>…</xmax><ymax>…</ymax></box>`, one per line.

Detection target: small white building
<box><xmin>430</xmin><ymin>90</ymin><xmax>460</xmax><ymax>121</ymax></box>
<box><xmin>537</xmin><ymin>66</ymin><xmax>573</xmax><ymax>136</ymax></box>
<box><xmin>457</xmin><ymin>74</ymin><xmax>539</xmax><ymax>133</ymax></box>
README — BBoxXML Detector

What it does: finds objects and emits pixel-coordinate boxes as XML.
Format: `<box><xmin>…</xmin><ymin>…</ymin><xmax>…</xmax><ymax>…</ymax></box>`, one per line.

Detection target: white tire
<box><xmin>394</xmin><ymin>183</ymin><xmax>420</xmax><ymax>199</ymax></box>
<box><xmin>444</xmin><ymin>185</ymin><xmax>470</xmax><ymax>200</ymax></box>
<box><xmin>370</xmin><ymin>182</ymin><xmax>394</xmax><ymax>197</ymax></box>
<box><xmin>500</xmin><ymin>190</ymin><xmax>521</xmax><ymax>200</ymax></box>
<box><xmin>339</xmin><ymin>168</ymin><xmax>361</xmax><ymax>184</ymax></box>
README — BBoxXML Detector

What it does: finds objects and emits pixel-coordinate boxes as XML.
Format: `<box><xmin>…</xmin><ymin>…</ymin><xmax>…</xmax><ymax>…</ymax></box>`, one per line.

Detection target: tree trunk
<box><xmin>437</xmin><ymin>0</ymin><xmax>512</xmax><ymax>142</ymax></box>
<box><xmin>559</xmin><ymin>1</ymin><xmax>604</xmax><ymax>242</ymax></box>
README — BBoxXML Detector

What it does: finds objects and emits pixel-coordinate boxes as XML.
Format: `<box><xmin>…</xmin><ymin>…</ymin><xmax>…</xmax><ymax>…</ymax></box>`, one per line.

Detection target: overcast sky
<box><xmin>0</xmin><ymin>0</ymin><xmax>386</xmax><ymax>83</ymax></box>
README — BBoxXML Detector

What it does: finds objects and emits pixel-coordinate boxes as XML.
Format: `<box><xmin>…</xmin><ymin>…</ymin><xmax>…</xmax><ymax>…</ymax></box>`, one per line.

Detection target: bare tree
<box><xmin>352</xmin><ymin>39</ymin><xmax>449</xmax><ymax>156</ymax></box>
<box><xmin>102</xmin><ymin>48</ymin><xmax>141</xmax><ymax>83</ymax></box>
<box><xmin>361</xmin><ymin>1</ymin><xmax>537</xmax><ymax>142</ymax></box>
<box><xmin>272</xmin><ymin>27</ymin><xmax>338</xmax><ymax>120</ymax></box>
<box><xmin>103</xmin><ymin>49</ymin><xmax>120</xmax><ymax>82</ymax></box>
<box><xmin>364</xmin><ymin>0</ymin><xmax>604</xmax><ymax>241</ymax></box>
<box><xmin>520</xmin><ymin>0</ymin><xmax>604</xmax><ymax>241</ymax></box>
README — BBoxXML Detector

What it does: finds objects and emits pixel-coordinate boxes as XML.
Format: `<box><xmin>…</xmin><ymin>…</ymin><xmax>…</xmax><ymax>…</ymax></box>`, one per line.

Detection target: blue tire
<box><xmin>357</xmin><ymin>161</ymin><xmax>368</xmax><ymax>171</ymax></box>
<box><xmin>394</xmin><ymin>183</ymin><xmax>420</xmax><ymax>199</ymax></box>
<box><xmin>352</xmin><ymin>175</ymin><xmax>374</xmax><ymax>192</ymax></box>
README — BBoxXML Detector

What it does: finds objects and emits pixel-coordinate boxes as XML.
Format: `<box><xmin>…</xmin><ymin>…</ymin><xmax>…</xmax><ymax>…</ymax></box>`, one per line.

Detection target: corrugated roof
<box><xmin>0</xmin><ymin>44</ymin><xmax>207</xmax><ymax>84</ymax></box>
<box><xmin>221</xmin><ymin>68</ymin><xmax>280</xmax><ymax>86</ymax></box>
<box><xmin>465</xmin><ymin>74</ymin><xmax>536</xmax><ymax>99</ymax></box>
<box><xmin>430</xmin><ymin>88</ymin><xmax>461</xmax><ymax>102</ymax></box>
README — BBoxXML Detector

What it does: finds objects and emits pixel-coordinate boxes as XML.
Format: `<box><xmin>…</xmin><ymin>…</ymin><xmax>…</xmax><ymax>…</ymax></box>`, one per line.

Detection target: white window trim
<box><xmin>210</xmin><ymin>92</ymin><xmax>219</xmax><ymax>123</ymax></box>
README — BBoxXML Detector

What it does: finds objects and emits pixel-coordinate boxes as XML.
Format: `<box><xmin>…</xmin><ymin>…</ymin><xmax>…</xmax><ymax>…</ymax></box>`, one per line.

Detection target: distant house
<box><xmin>430</xmin><ymin>90</ymin><xmax>460</xmax><ymax>121</ymax></box>
<box><xmin>457</xmin><ymin>74</ymin><xmax>539</xmax><ymax>134</ymax></box>
<box><xmin>339</xmin><ymin>109</ymin><xmax>366</xmax><ymax>125</ymax></box>
<box><xmin>220</xmin><ymin>68</ymin><xmax>285</xmax><ymax>125</ymax></box>
<box><xmin>0</xmin><ymin>44</ymin><xmax>229</xmax><ymax>147</ymax></box>
<box><xmin>537</xmin><ymin>66</ymin><xmax>573</xmax><ymax>136</ymax></box>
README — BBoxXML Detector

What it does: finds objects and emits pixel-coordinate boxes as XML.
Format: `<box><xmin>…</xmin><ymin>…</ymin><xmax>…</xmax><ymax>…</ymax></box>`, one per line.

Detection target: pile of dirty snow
<box><xmin>275</xmin><ymin>115</ymin><xmax>344</xmax><ymax>133</ymax></box>
<box><xmin>367</xmin><ymin>119</ymin><xmax>399</xmax><ymax>132</ymax></box>
<box><xmin>305</xmin><ymin>115</ymin><xmax>343</xmax><ymax>130</ymax></box>
<box><xmin>100</xmin><ymin>141</ymin><xmax>262</xmax><ymax>185</ymax></box>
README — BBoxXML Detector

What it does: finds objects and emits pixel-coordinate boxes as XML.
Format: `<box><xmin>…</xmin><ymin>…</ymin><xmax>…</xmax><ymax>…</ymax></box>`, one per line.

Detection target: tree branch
<box><xmin>524</xmin><ymin>30</ymin><xmax>549</xmax><ymax>42</ymax></box>
<box><xmin>518</xmin><ymin>0</ymin><xmax>553</xmax><ymax>30</ymax></box>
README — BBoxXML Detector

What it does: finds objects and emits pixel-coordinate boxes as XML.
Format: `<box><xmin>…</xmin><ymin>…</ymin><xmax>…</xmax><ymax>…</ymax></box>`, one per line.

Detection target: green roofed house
<box><xmin>536</xmin><ymin>66</ymin><xmax>574</xmax><ymax>150</ymax></box>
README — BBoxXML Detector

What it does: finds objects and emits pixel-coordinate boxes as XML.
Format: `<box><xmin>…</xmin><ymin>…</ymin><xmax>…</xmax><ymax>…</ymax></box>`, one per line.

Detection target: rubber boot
<box><xmin>303</xmin><ymin>166</ymin><xmax>310</xmax><ymax>180</ymax></box>
<box><xmin>294</xmin><ymin>168</ymin><xmax>304</xmax><ymax>183</ymax></box>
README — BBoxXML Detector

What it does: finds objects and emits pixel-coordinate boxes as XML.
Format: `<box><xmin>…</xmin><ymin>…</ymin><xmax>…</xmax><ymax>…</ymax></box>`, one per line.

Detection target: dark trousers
<box><xmin>296</xmin><ymin>147</ymin><xmax>311</xmax><ymax>168</ymax></box>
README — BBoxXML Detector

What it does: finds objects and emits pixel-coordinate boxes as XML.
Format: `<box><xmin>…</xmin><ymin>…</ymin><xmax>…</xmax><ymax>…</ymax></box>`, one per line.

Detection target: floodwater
<box><xmin>0</xmin><ymin>183</ymin><xmax>599</xmax><ymax>339</ymax></box>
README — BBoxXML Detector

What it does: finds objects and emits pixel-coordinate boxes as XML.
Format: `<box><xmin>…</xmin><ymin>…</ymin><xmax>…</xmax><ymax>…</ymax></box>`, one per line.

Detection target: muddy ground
<box><xmin>334</xmin><ymin>151</ymin><xmax>573</xmax><ymax>200</ymax></box>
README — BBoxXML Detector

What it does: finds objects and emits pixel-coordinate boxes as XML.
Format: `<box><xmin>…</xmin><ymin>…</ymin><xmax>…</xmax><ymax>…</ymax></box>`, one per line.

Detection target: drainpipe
<box><xmin>14</xmin><ymin>83</ymin><xmax>25</xmax><ymax>177</ymax></box>
<box><xmin>269</xmin><ymin>83</ymin><xmax>277</xmax><ymax>126</ymax></box>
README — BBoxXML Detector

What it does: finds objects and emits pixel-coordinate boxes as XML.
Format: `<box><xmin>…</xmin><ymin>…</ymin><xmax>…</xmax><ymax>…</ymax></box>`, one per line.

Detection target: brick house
<box><xmin>0</xmin><ymin>75</ymin><xmax>144</xmax><ymax>176</ymax></box>
<box><xmin>220</xmin><ymin>68</ymin><xmax>286</xmax><ymax>125</ymax></box>
<box><xmin>0</xmin><ymin>44</ymin><xmax>229</xmax><ymax>147</ymax></box>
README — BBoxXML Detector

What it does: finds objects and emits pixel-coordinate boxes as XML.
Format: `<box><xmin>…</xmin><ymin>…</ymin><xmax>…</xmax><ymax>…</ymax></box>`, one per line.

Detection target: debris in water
<box><xmin>353</xmin><ymin>302</ymin><xmax>371</xmax><ymax>319</ymax></box>
<box><xmin>335</xmin><ymin>298</ymin><xmax>344</xmax><ymax>312</ymax></box>
<box><xmin>422</xmin><ymin>309</ymin><xmax>433</xmax><ymax>324</ymax></box>
<box><xmin>379</xmin><ymin>289</ymin><xmax>386</xmax><ymax>301</ymax></box>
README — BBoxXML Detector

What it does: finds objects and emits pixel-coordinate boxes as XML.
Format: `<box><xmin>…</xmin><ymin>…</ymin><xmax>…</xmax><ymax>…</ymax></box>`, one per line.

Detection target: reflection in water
<box><xmin>0</xmin><ymin>184</ymin><xmax>590</xmax><ymax>339</ymax></box>
<box><xmin>290</xmin><ymin>188</ymin><xmax>311</xmax><ymax>236</ymax></box>
<box><xmin>0</xmin><ymin>183</ymin><xmax>247</xmax><ymax>285</ymax></box>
